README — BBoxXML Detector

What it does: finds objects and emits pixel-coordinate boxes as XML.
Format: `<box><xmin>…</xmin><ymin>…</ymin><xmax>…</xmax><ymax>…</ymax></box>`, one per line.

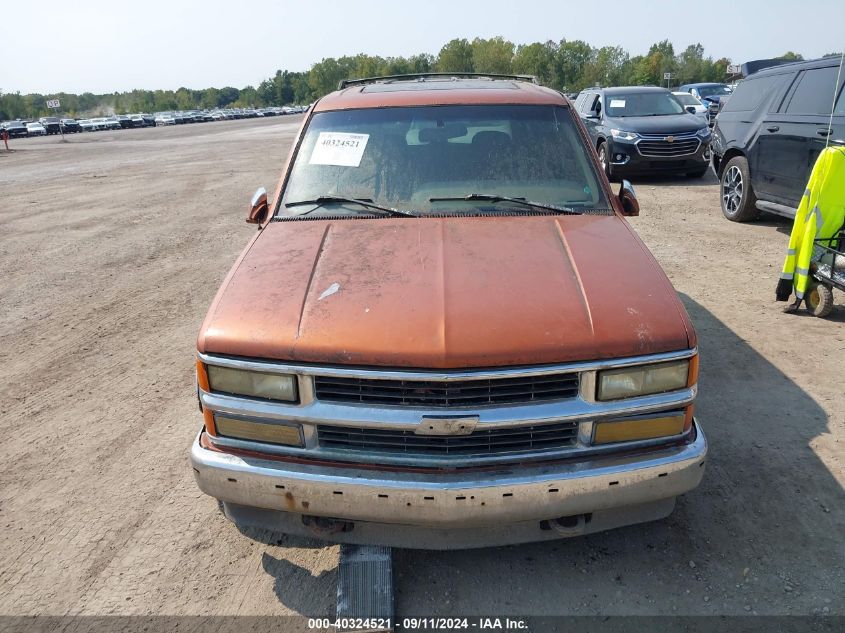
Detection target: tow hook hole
<box><xmin>406</xmin><ymin>502</ymin><xmax>411</xmax><ymax>507</ymax></box>
<box><xmin>658</xmin><ymin>473</ymin><xmax>668</xmax><ymax>478</ymax></box>
<box><xmin>227</xmin><ymin>478</ymin><xmax>237</xmax><ymax>483</ymax></box>
<box><xmin>470</xmin><ymin>495</ymin><xmax>475</xmax><ymax>500</ymax></box>
<box><xmin>503</xmin><ymin>493</ymin><xmax>513</xmax><ymax>498</ymax></box>
<box><xmin>609</xmin><ymin>481</ymin><xmax>619</xmax><ymax>486</ymax></box>
<box><xmin>333</xmin><ymin>491</ymin><xmax>343</xmax><ymax>495</ymax></box>
<box><xmin>481</xmin><ymin>502</ymin><xmax>486</xmax><ymax>506</ymax></box>
<box><xmin>378</xmin><ymin>494</ymin><xmax>388</xmax><ymax>499</ymax></box>
<box><xmin>548</xmin><ymin>488</ymin><xmax>559</xmax><ymax>493</ymax></box>
<box><xmin>275</xmin><ymin>484</ymin><xmax>285</xmax><ymax>489</ymax></box>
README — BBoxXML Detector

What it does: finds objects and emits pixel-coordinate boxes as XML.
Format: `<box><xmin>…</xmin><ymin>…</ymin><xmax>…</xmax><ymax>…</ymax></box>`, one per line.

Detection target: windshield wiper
<box><xmin>285</xmin><ymin>196</ymin><xmax>417</xmax><ymax>218</ymax></box>
<box><xmin>429</xmin><ymin>194</ymin><xmax>582</xmax><ymax>215</ymax></box>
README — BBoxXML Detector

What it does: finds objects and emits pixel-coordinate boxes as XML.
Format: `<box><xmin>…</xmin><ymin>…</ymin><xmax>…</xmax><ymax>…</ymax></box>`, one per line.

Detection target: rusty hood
<box><xmin>198</xmin><ymin>215</ymin><xmax>693</xmax><ymax>368</ymax></box>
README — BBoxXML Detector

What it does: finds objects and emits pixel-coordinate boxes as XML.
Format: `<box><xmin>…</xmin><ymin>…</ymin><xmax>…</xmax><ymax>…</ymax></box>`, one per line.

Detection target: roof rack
<box><xmin>337</xmin><ymin>73</ymin><xmax>539</xmax><ymax>90</ymax></box>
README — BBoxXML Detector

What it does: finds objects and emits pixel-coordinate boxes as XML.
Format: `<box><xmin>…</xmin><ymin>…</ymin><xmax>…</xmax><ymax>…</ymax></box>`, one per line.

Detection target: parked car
<box><xmin>26</xmin><ymin>122</ymin><xmax>47</xmax><ymax>136</ymax></box>
<box><xmin>39</xmin><ymin>116</ymin><xmax>62</xmax><ymax>135</ymax></box>
<box><xmin>114</xmin><ymin>115</ymin><xmax>133</xmax><ymax>129</ymax></box>
<box><xmin>575</xmin><ymin>86</ymin><xmax>712</xmax><ymax>179</ymax></box>
<box><xmin>60</xmin><ymin>118</ymin><xmax>81</xmax><ymax>133</ymax></box>
<box><xmin>678</xmin><ymin>83</ymin><xmax>732</xmax><ymax>120</ymax></box>
<box><xmin>155</xmin><ymin>114</ymin><xmax>176</xmax><ymax>125</ymax></box>
<box><xmin>2</xmin><ymin>121</ymin><xmax>29</xmax><ymax>138</ymax></box>
<box><xmin>190</xmin><ymin>74</ymin><xmax>707</xmax><ymax>549</ymax></box>
<box><xmin>711</xmin><ymin>56</ymin><xmax>845</xmax><ymax>221</ymax></box>
<box><xmin>78</xmin><ymin>119</ymin><xmax>95</xmax><ymax>132</ymax></box>
<box><xmin>672</xmin><ymin>91</ymin><xmax>710</xmax><ymax>125</ymax></box>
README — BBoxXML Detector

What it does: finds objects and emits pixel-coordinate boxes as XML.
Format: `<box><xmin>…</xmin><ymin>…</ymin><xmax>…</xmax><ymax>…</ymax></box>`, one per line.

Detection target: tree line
<box><xmin>0</xmin><ymin>37</ymin><xmax>809</xmax><ymax>120</ymax></box>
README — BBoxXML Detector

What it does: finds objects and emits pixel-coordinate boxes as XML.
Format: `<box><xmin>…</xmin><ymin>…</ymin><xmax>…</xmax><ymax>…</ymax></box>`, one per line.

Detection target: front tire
<box><xmin>597</xmin><ymin>142</ymin><xmax>616</xmax><ymax>181</ymax></box>
<box><xmin>720</xmin><ymin>156</ymin><xmax>759</xmax><ymax>222</ymax></box>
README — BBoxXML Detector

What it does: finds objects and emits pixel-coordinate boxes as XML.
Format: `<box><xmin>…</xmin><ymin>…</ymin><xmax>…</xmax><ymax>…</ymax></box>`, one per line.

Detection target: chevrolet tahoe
<box><xmin>191</xmin><ymin>73</ymin><xmax>707</xmax><ymax>549</ymax></box>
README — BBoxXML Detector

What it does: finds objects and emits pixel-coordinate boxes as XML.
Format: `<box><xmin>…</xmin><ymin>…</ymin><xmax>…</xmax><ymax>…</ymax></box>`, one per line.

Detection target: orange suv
<box><xmin>191</xmin><ymin>73</ymin><xmax>706</xmax><ymax>548</ymax></box>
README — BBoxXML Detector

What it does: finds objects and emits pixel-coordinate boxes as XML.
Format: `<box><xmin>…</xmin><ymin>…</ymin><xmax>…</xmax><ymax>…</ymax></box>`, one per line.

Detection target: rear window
<box><xmin>281</xmin><ymin>104</ymin><xmax>608</xmax><ymax>217</ymax></box>
<box><xmin>720</xmin><ymin>75</ymin><xmax>785</xmax><ymax>112</ymax></box>
<box><xmin>674</xmin><ymin>93</ymin><xmax>700</xmax><ymax>106</ymax></box>
<box><xmin>784</xmin><ymin>66</ymin><xmax>841</xmax><ymax>115</ymax></box>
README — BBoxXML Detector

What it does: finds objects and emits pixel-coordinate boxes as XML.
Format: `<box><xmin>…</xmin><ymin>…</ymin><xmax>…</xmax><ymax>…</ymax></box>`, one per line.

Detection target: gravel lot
<box><xmin>0</xmin><ymin>117</ymin><xmax>842</xmax><ymax>621</ymax></box>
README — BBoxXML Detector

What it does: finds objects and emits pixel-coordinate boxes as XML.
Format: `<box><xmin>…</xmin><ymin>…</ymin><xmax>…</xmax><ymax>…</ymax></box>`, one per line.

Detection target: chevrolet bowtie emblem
<box><xmin>665</xmin><ymin>135</ymin><xmax>675</xmax><ymax>143</ymax></box>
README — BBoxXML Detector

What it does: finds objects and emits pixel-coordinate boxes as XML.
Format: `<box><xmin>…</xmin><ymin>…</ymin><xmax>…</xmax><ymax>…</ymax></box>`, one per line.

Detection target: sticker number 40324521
<box><xmin>309</xmin><ymin>132</ymin><xmax>370</xmax><ymax>167</ymax></box>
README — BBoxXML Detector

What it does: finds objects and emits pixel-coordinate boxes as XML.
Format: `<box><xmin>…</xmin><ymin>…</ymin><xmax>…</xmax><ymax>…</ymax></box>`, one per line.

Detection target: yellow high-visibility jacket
<box><xmin>778</xmin><ymin>146</ymin><xmax>845</xmax><ymax>301</ymax></box>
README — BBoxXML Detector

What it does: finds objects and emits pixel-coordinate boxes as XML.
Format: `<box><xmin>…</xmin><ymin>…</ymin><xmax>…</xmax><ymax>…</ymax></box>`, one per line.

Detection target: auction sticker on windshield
<box><xmin>610</xmin><ymin>99</ymin><xmax>626</xmax><ymax>108</ymax></box>
<box><xmin>309</xmin><ymin>132</ymin><xmax>369</xmax><ymax>167</ymax></box>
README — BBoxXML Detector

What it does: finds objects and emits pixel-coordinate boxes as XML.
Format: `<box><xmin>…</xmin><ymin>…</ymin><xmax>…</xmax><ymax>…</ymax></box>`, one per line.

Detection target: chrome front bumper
<box><xmin>191</xmin><ymin>420</ymin><xmax>706</xmax><ymax>545</ymax></box>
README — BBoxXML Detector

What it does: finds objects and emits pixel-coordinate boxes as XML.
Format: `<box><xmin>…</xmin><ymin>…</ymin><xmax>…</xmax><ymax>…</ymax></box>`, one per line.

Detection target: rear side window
<box><xmin>784</xmin><ymin>66</ymin><xmax>841</xmax><ymax>115</ymax></box>
<box><xmin>720</xmin><ymin>75</ymin><xmax>784</xmax><ymax>112</ymax></box>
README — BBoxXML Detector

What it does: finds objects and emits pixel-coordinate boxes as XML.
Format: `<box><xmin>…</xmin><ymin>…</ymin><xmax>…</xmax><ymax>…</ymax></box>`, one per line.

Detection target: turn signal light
<box><xmin>593</xmin><ymin>414</ymin><xmax>685</xmax><ymax>445</ymax></box>
<box><xmin>214</xmin><ymin>415</ymin><xmax>304</xmax><ymax>447</ymax></box>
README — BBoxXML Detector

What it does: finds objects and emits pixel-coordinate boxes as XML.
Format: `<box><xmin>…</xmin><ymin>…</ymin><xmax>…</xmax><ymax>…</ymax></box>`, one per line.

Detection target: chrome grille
<box><xmin>636</xmin><ymin>136</ymin><xmax>701</xmax><ymax>157</ymax></box>
<box><xmin>317</xmin><ymin>421</ymin><xmax>579</xmax><ymax>456</ymax></box>
<box><xmin>313</xmin><ymin>373</ymin><xmax>580</xmax><ymax>407</ymax></box>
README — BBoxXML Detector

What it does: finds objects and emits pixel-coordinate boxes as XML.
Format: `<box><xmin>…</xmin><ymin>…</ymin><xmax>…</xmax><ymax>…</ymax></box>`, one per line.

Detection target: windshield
<box><xmin>280</xmin><ymin>105</ymin><xmax>607</xmax><ymax>217</ymax></box>
<box><xmin>674</xmin><ymin>93</ymin><xmax>700</xmax><ymax>106</ymax></box>
<box><xmin>605</xmin><ymin>92</ymin><xmax>685</xmax><ymax>117</ymax></box>
<box><xmin>698</xmin><ymin>85</ymin><xmax>732</xmax><ymax>98</ymax></box>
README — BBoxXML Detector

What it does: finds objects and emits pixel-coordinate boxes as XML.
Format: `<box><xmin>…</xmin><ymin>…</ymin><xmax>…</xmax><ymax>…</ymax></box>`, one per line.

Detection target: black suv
<box><xmin>575</xmin><ymin>86</ymin><xmax>712</xmax><ymax>180</ymax></box>
<box><xmin>711</xmin><ymin>56</ymin><xmax>845</xmax><ymax>222</ymax></box>
<box><xmin>39</xmin><ymin>117</ymin><xmax>62</xmax><ymax>135</ymax></box>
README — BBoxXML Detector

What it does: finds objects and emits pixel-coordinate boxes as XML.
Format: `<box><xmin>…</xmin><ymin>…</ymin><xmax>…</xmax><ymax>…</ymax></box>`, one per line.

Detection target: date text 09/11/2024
<box><xmin>307</xmin><ymin>617</ymin><xmax>529</xmax><ymax>630</ymax></box>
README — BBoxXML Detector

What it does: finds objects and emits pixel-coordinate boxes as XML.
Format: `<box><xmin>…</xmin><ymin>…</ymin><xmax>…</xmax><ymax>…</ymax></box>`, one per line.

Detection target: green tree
<box><xmin>556</xmin><ymin>39</ymin><xmax>594</xmax><ymax>91</ymax></box>
<box><xmin>435</xmin><ymin>38</ymin><xmax>474</xmax><ymax>72</ymax></box>
<box><xmin>779</xmin><ymin>51</ymin><xmax>804</xmax><ymax>61</ymax></box>
<box><xmin>471</xmin><ymin>37</ymin><xmax>514</xmax><ymax>74</ymax></box>
<box><xmin>512</xmin><ymin>41</ymin><xmax>557</xmax><ymax>85</ymax></box>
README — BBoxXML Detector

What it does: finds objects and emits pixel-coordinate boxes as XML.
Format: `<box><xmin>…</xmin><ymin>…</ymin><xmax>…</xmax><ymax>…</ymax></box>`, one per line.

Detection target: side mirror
<box><xmin>246</xmin><ymin>187</ymin><xmax>269</xmax><ymax>225</ymax></box>
<box><xmin>618</xmin><ymin>180</ymin><xmax>639</xmax><ymax>217</ymax></box>
<box><xmin>685</xmin><ymin>106</ymin><xmax>697</xmax><ymax>114</ymax></box>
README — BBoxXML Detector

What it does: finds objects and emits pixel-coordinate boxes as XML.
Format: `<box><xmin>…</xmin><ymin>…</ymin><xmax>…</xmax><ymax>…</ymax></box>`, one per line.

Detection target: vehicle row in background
<box><xmin>711</xmin><ymin>56</ymin><xmax>845</xmax><ymax>221</ymax></box>
<box><xmin>0</xmin><ymin>105</ymin><xmax>310</xmax><ymax>138</ymax></box>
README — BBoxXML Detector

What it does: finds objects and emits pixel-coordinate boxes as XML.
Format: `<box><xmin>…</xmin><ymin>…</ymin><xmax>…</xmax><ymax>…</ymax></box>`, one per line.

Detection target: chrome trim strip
<box><xmin>204</xmin><ymin>425</ymin><xmax>692</xmax><ymax>468</ymax></box>
<box><xmin>199</xmin><ymin>385</ymin><xmax>696</xmax><ymax>428</ymax></box>
<box><xmin>635</xmin><ymin>138</ymin><xmax>702</xmax><ymax>158</ymax></box>
<box><xmin>197</xmin><ymin>348</ymin><xmax>697</xmax><ymax>381</ymax></box>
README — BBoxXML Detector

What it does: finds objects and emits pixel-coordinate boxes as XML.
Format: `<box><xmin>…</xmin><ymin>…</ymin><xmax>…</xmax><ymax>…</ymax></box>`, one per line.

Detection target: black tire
<box><xmin>720</xmin><ymin>156</ymin><xmax>759</xmax><ymax>222</ymax></box>
<box><xmin>686</xmin><ymin>167</ymin><xmax>708</xmax><ymax>178</ymax></box>
<box><xmin>805</xmin><ymin>283</ymin><xmax>834</xmax><ymax>318</ymax></box>
<box><xmin>597</xmin><ymin>141</ymin><xmax>616</xmax><ymax>181</ymax></box>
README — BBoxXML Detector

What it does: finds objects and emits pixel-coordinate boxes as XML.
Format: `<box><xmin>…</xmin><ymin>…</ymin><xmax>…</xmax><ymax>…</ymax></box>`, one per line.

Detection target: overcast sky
<box><xmin>3</xmin><ymin>0</ymin><xmax>844</xmax><ymax>94</ymax></box>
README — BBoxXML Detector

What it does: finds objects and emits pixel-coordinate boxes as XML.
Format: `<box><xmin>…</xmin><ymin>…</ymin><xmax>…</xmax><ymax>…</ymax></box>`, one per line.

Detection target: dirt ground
<box><xmin>0</xmin><ymin>117</ymin><xmax>842</xmax><ymax>621</ymax></box>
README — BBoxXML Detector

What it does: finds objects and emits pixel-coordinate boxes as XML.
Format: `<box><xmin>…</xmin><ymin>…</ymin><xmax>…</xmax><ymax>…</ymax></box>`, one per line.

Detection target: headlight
<box><xmin>597</xmin><ymin>359</ymin><xmax>690</xmax><ymax>401</ymax></box>
<box><xmin>697</xmin><ymin>126</ymin><xmax>711</xmax><ymax>137</ymax></box>
<box><xmin>206</xmin><ymin>365</ymin><xmax>298</xmax><ymax>402</ymax></box>
<box><xmin>610</xmin><ymin>129</ymin><xmax>639</xmax><ymax>141</ymax></box>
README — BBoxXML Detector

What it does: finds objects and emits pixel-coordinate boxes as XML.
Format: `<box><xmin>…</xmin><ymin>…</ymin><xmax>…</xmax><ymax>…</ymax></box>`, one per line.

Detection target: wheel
<box><xmin>720</xmin><ymin>156</ymin><xmax>759</xmax><ymax>222</ymax></box>
<box><xmin>597</xmin><ymin>142</ymin><xmax>616</xmax><ymax>181</ymax></box>
<box><xmin>686</xmin><ymin>167</ymin><xmax>708</xmax><ymax>178</ymax></box>
<box><xmin>805</xmin><ymin>283</ymin><xmax>834</xmax><ymax>318</ymax></box>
